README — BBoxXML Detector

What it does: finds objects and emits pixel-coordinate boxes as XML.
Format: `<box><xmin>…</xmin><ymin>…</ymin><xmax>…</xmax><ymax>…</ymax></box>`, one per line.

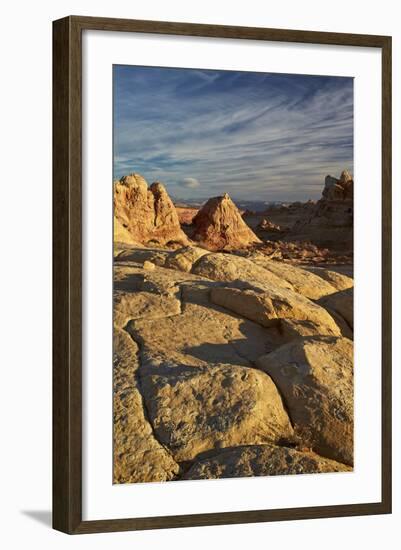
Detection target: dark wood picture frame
<box><xmin>53</xmin><ymin>15</ymin><xmax>392</xmax><ymax>534</ymax></box>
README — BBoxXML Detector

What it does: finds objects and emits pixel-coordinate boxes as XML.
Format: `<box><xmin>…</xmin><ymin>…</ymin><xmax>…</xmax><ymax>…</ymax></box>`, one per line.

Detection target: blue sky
<box><xmin>113</xmin><ymin>65</ymin><xmax>353</xmax><ymax>202</ymax></box>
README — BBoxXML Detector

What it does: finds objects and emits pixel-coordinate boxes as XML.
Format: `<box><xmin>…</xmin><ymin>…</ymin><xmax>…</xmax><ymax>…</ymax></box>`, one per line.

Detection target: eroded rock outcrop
<box><xmin>165</xmin><ymin>246</ymin><xmax>210</xmax><ymax>273</ymax></box>
<box><xmin>210</xmin><ymin>285</ymin><xmax>341</xmax><ymax>336</ymax></box>
<box><xmin>323</xmin><ymin>170</ymin><xmax>353</xmax><ymax>201</ymax></box>
<box><xmin>303</xmin><ymin>266</ymin><xmax>354</xmax><ymax>292</ymax></box>
<box><xmin>257</xmin><ymin>218</ymin><xmax>284</xmax><ymax>233</ymax></box>
<box><xmin>319</xmin><ymin>287</ymin><xmax>353</xmax><ymax>330</ymax></box>
<box><xmin>114</xmin><ymin>216</ymin><xmax>139</xmax><ymax>246</ymax></box>
<box><xmin>293</xmin><ymin>171</ymin><xmax>353</xmax><ymax>249</ymax></box>
<box><xmin>183</xmin><ymin>444</ymin><xmax>351</xmax><ymax>479</ymax></box>
<box><xmin>248</xmin><ymin>256</ymin><xmax>339</xmax><ymax>300</ymax></box>
<box><xmin>113</xmin><ymin>327</ymin><xmax>179</xmax><ymax>483</ymax></box>
<box><xmin>113</xmin><ymin>246</ymin><xmax>354</xmax><ymax>481</ymax></box>
<box><xmin>113</xmin><ymin>289</ymin><xmax>181</xmax><ymax>328</ymax></box>
<box><xmin>114</xmin><ymin>173</ymin><xmax>190</xmax><ymax>246</ymax></box>
<box><xmin>191</xmin><ymin>193</ymin><xmax>261</xmax><ymax>250</ymax></box>
<box><xmin>256</xmin><ymin>336</ymin><xmax>354</xmax><ymax>465</ymax></box>
<box><xmin>139</xmin><ymin>364</ymin><xmax>294</xmax><ymax>462</ymax></box>
<box><xmin>192</xmin><ymin>253</ymin><xmax>293</xmax><ymax>291</ymax></box>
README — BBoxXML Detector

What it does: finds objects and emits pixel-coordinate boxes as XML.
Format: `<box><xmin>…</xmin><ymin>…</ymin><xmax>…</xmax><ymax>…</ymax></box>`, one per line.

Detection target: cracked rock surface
<box><xmin>113</xmin><ymin>327</ymin><xmax>179</xmax><ymax>483</ymax></box>
<box><xmin>256</xmin><ymin>336</ymin><xmax>354</xmax><ymax>465</ymax></box>
<box><xmin>183</xmin><ymin>444</ymin><xmax>352</xmax><ymax>480</ymax></box>
<box><xmin>113</xmin><ymin>245</ymin><xmax>354</xmax><ymax>483</ymax></box>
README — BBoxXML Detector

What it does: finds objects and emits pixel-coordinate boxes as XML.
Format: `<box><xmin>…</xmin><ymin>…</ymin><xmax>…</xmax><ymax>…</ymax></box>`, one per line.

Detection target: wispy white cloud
<box><xmin>113</xmin><ymin>67</ymin><xmax>353</xmax><ymax>201</ymax></box>
<box><xmin>178</xmin><ymin>177</ymin><xmax>201</xmax><ymax>189</ymax></box>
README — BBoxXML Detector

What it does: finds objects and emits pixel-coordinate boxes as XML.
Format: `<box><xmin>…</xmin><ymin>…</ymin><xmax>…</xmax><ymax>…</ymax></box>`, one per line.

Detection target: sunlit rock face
<box><xmin>191</xmin><ymin>193</ymin><xmax>261</xmax><ymax>250</ymax></box>
<box><xmin>114</xmin><ymin>173</ymin><xmax>190</xmax><ymax>247</ymax></box>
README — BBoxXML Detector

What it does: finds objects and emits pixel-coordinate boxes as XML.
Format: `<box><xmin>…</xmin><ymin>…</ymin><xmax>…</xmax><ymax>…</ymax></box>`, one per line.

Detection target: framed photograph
<box><xmin>53</xmin><ymin>16</ymin><xmax>392</xmax><ymax>534</ymax></box>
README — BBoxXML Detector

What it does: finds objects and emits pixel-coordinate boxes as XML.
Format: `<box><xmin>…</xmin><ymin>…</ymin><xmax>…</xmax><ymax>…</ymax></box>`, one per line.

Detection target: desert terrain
<box><xmin>113</xmin><ymin>170</ymin><xmax>354</xmax><ymax>483</ymax></box>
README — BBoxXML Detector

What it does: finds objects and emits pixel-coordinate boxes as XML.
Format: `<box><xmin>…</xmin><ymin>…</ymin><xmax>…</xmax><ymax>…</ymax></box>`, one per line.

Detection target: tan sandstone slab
<box><xmin>114</xmin><ymin>216</ymin><xmax>139</xmax><ymax>246</ymax></box>
<box><xmin>115</xmin><ymin>247</ymin><xmax>170</xmax><ymax>267</ymax></box>
<box><xmin>113</xmin><ymin>327</ymin><xmax>179</xmax><ymax>483</ymax></box>
<box><xmin>210</xmin><ymin>285</ymin><xmax>341</xmax><ymax>336</ymax></box>
<box><xmin>250</xmin><ymin>257</ymin><xmax>338</xmax><ymax>300</ymax></box>
<box><xmin>192</xmin><ymin>253</ymin><xmax>293</xmax><ymax>291</ymax></box>
<box><xmin>255</xmin><ymin>336</ymin><xmax>354</xmax><ymax>465</ymax></box>
<box><xmin>164</xmin><ymin>246</ymin><xmax>210</xmax><ymax>273</ymax></box>
<box><xmin>140</xmin><ymin>364</ymin><xmax>294</xmax><ymax>462</ymax></box>
<box><xmin>304</xmin><ymin>266</ymin><xmax>354</xmax><ymax>291</ymax></box>
<box><xmin>113</xmin><ymin>290</ymin><xmax>181</xmax><ymax>328</ymax></box>
<box><xmin>124</xmin><ymin>281</ymin><xmax>293</xmax><ymax>462</ymax></box>
<box><xmin>128</xmin><ymin>286</ymin><xmax>283</xmax><ymax>371</ymax></box>
<box><xmin>183</xmin><ymin>444</ymin><xmax>351</xmax><ymax>480</ymax></box>
<box><xmin>278</xmin><ymin>318</ymin><xmax>341</xmax><ymax>341</ymax></box>
<box><xmin>319</xmin><ymin>288</ymin><xmax>353</xmax><ymax>329</ymax></box>
<box><xmin>114</xmin><ymin>261</ymin><xmax>208</xmax><ymax>295</ymax></box>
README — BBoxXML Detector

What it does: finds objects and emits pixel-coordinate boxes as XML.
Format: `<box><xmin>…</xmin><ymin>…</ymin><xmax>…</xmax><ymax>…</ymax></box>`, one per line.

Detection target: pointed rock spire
<box><xmin>192</xmin><ymin>193</ymin><xmax>261</xmax><ymax>250</ymax></box>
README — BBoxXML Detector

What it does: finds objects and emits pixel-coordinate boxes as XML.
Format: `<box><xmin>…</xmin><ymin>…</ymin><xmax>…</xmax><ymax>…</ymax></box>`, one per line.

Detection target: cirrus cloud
<box><xmin>113</xmin><ymin>66</ymin><xmax>353</xmax><ymax>202</ymax></box>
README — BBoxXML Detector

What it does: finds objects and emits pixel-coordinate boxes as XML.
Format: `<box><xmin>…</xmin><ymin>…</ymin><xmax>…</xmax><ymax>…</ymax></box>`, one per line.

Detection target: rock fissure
<box><xmin>113</xmin><ymin>169</ymin><xmax>354</xmax><ymax>481</ymax></box>
<box><xmin>122</xmin><ymin>324</ymin><xmax>179</xmax><ymax>466</ymax></box>
<box><xmin>227</xmin><ymin>342</ymin><xmax>297</xmax><ymax>433</ymax></box>
<box><xmin>228</xmin><ymin>340</ymin><xmax>254</xmax><ymax>365</ymax></box>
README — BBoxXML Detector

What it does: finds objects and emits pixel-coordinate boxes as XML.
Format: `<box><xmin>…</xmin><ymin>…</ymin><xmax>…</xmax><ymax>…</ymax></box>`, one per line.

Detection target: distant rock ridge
<box><xmin>257</xmin><ymin>218</ymin><xmax>284</xmax><ymax>233</ymax></box>
<box><xmin>292</xmin><ymin>170</ymin><xmax>354</xmax><ymax>248</ymax></box>
<box><xmin>322</xmin><ymin>170</ymin><xmax>353</xmax><ymax>201</ymax></box>
<box><xmin>191</xmin><ymin>193</ymin><xmax>261</xmax><ymax>250</ymax></box>
<box><xmin>114</xmin><ymin>173</ymin><xmax>190</xmax><ymax>246</ymax></box>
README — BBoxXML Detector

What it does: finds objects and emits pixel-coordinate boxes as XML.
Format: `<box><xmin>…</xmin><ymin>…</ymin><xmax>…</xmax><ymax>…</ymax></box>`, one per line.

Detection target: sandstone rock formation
<box><xmin>139</xmin><ymin>364</ymin><xmax>294</xmax><ymax>461</ymax></box>
<box><xmin>191</xmin><ymin>193</ymin><xmax>261</xmax><ymax>250</ymax></box>
<box><xmin>113</xmin><ymin>327</ymin><xmax>179</xmax><ymax>483</ymax></box>
<box><xmin>115</xmin><ymin>247</ymin><xmax>170</xmax><ymax>268</ymax></box>
<box><xmin>323</xmin><ymin>170</ymin><xmax>353</xmax><ymax>201</ymax></box>
<box><xmin>191</xmin><ymin>253</ymin><xmax>293</xmax><ymax>291</ymax></box>
<box><xmin>318</xmin><ymin>287</ymin><xmax>353</xmax><ymax>330</ymax></box>
<box><xmin>210</xmin><ymin>285</ymin><xmax>341</xmax><ymax>336</ymax></box>
<box><xmin>183</xmin><ymin>444</ymin><xmax>351</xmax><ymax>479</ymax></box>
<box><xmin>256</xmin><ymin>336</ymin><xmax>354</xmax><ymax>465</ymax></box>
<box><xmin>175</xmin><ymin>205</ymin><xmax>199</xmax><ymax>225</ymax></box>
<box><xmin>113</xmin><ymin>244</ymin><xmax>354</xmax><ymax>482</ymax></box>
<box><xmin>292</xmin><ymin>170</ymin><xmax>353</xmax><ymax>249</ymax></box>
<box><xmin>257</xmin><ymin>218</ymin><xmax>283</xmax><ymax>233</ymax></box>
<box><xmin>114</xmin><ymin>216</ymin><xmax>138</xmax><ymax>246</ymax></box>
<box><xmin>248</xmin><ymin>255</ymin><xmax>339</xmax><ymax>300</ymax></box>
<box><xmin>113</xmin><ymin>288</ymin><xmax>181</xmax><ymax>329</ymax></box>
<box><xmin>114</xmin><ymin>173</ymin><xmax>190</xmax><ymax>246</ymax></box>
<box><xmin>164</xmin><ymin>246</ymin><xmax>209</xmax><ymax>273</ymax></box>
<box><xmin>249</xmin><ymin>240</ymin><xmax>334</xmax><ymax>264</ymax></box>
<box><xmin>303</xmin><ymin>266</ymin><xmax>354</xmax><ymax>291</ymax></box>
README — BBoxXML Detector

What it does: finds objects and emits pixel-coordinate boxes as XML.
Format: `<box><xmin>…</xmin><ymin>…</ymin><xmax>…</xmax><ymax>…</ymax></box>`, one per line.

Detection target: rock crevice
<box><xmin>123</xmin><ymin>324</ymin><xmax>180</xmax><ymax>467</ymax></box>
<box><xmin>113</xmin><ymin>241</ymin><xmax>354</xmax><ymax>479</ymax></box>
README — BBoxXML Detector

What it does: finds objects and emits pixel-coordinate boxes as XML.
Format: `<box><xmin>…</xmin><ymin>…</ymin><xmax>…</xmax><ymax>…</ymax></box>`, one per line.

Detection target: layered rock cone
<box><xmin>191</xmin><ymin>193</ymin><xmax>261</xmax><ymax>250</ymax></box>
<box><xmin>114</xmin><ymin>173</ymin><xmax>190</xmax><ymax>246</ymax></box>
